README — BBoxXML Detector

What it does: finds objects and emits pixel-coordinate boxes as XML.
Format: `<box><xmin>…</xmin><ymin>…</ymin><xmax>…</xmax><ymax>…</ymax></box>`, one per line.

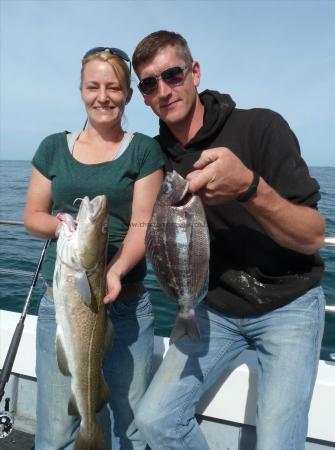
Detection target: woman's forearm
<box><xmin>107</xmin><ymin>226</ymin><xmax>147</xmax><ymax>279</ymax></box>
<box><xmin>24</xmin><ymin>212</ymin><xmax>60</xmax><ymax>239</ymax></box>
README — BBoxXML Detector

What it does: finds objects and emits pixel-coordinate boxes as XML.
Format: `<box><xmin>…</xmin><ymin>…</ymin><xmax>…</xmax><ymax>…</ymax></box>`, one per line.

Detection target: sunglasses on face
<box><xmin>83</xmin><ymin>47</ymin><xmax>132</xmax><ymax>75</ymax></box>
<box><xmin>138</xmin><ymin>65</ymin><xmax>192</xmax><ymax>96</ymax></box>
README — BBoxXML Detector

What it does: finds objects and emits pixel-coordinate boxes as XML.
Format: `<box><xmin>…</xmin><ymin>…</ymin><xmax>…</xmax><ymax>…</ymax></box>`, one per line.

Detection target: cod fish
<box><xmin>145</xmin><ymin>171</ymin><xmax>210</xmax><ymax>344</ymax></box>
<box><xmin>53</xmin><ymin>195</ymin><xmax>113</xmax><ymax>450</ymax></box>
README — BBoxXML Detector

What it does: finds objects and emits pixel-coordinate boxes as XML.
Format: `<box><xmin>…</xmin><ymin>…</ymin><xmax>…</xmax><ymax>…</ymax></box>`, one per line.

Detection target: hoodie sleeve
<box><xmin>255</xmin><ymin>112</ymin><xmax>320</xmax><ymax>207</ymax></box>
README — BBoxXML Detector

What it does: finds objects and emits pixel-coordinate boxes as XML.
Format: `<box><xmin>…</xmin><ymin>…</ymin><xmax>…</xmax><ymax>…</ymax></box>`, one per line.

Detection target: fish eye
<box><xmin>162</xmin><ymin>181</ymin><xmax>172</xmax><ymax>194</ymax></box>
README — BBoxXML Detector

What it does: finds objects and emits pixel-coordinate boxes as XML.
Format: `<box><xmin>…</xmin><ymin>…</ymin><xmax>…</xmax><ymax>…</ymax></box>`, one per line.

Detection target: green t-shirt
<box><xmin>32</xmin><ymin>131</ymin><xmax>165</xmax><ymax>285</ymax></box>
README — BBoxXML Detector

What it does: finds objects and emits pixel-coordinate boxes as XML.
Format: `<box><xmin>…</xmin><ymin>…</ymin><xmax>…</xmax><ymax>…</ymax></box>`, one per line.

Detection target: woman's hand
<box><xmin>55</xmin><ymin>213</ymin><xmax>76</xmax><ymax>238</ymax></box>
<box><xmin>104</xmin><ymin>268</ymin><xmax>122</xmax><ymax>304</ymax></box>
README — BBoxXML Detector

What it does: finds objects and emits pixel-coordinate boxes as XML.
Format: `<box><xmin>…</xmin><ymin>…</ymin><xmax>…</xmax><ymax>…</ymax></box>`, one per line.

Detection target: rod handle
<box><xmin>0</xmin><ymin>319</ymin><xmax>24</xmax><ymax>403</ymax></box>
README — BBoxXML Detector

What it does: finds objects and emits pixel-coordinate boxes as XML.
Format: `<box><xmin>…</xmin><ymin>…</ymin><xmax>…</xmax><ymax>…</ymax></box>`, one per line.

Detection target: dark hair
<box><xmin>132</xmin><ymin>30</ymin><xmax>193</xmax><ymax>74</ymax></box>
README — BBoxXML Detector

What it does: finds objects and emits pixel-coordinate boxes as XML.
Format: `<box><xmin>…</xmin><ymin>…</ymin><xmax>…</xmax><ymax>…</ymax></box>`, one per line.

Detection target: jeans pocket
<box><xmin>288</xmin><ymin>286</ymin><xmax>326</xmax><ymax>318</ymax></box>
<box><xmin>109</xmin><ymin>291</ymin><xmax>153</xmax><ymax>319</ymax></box>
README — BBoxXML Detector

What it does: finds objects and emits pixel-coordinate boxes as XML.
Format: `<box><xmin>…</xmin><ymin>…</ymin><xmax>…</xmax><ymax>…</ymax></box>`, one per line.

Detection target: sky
<box><xmin>1</xmin><ymin>0</ymin><xmax>334</xmax><ymax>166</ymax></box>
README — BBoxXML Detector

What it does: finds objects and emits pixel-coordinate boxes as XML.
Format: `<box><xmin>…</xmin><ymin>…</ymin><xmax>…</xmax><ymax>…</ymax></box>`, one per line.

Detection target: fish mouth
<box><xmin>168</xmin><ymin>171</ymin><xmax>193</xmax><ymax>207</ymax></box>
<box><xmin>77</xmin><ymin>196</ymin><xmax>107</xmax><ymax>222</ymax></box>
<box><xmin>173</xmin><ymin>191</ymin><xmax>193</xmax><ymax>207</ymax></box>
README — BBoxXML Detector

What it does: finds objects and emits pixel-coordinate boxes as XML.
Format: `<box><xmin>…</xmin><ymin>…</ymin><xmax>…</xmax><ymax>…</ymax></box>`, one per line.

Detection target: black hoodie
<box><xmin>156</xmin><ymin>90</ymin><xmax>323</xmax><ymax>316</ymax></box>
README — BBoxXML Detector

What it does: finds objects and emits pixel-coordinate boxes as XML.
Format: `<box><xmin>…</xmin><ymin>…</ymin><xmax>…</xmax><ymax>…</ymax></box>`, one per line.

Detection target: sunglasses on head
<box><xmin>83</xmin><ymin>47</ymin><xmax>131</xmax><ymax>75</ymax></box>
<box><xmin>138</xmin><ymin>65</ymin><xmax>192</xmax><ymax>96</ymax></box>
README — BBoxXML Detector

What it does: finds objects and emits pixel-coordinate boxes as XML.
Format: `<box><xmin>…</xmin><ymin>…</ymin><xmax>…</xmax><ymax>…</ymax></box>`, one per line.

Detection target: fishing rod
<box><xmin>0</xmin><ymin>239</ymin><xmax>49</xmax><ymax>438</ymax></box>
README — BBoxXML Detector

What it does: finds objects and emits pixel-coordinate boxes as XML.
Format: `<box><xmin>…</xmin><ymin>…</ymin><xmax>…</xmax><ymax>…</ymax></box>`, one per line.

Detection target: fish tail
<box><xmin>169</xmin><ymin>310</ymin><xmax>200</xmax><ymax>344</ymax></box>
<box><xmin>74</xmin><ymin>421</ymin><xmax>104</xmax><ymax>450</ymax></box>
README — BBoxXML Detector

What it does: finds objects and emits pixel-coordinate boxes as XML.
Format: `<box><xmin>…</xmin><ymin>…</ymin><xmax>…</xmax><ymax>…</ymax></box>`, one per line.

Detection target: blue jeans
<box><xmin>35</xmin><ymin>289</ymin><xmax>154</xmax><ymax>450</ymax></box>
<box><xmin>136</xmin><ymin>287</ymin><xmax>325</xmax><ymax>450</ymax></box>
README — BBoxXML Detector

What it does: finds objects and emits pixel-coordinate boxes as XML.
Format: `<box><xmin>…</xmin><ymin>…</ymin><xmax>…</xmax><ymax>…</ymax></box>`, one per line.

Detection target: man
<box><xmin>132</xmin><ymin>30</ymin><xmax>325</xmax><ymax>450</ymax></box>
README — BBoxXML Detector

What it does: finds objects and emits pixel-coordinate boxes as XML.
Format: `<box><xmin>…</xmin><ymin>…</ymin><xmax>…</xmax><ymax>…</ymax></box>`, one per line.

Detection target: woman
<box><xmin>24</xmin><ymin>47</ymin><xmax>164</xmax><ymax>450</ymax></box>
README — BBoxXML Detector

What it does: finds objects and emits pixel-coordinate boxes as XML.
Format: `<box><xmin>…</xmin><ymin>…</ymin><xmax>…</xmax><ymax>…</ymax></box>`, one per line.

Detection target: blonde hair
<box><xmin>80</xmin><ymin>51</ymin><xmax>131</xmax><ymax>93</ymax></box>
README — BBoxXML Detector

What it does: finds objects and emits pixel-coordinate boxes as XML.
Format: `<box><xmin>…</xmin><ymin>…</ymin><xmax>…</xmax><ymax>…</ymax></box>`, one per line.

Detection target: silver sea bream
<box><xmin>145</xmin><ymin>171</ymin><xmax>210</xmax><ymax>344</ymax></box>
<box><xmin>53</xmin><ymin>195</ymin><xmax>113</xmax><ymax>450</ymax></box>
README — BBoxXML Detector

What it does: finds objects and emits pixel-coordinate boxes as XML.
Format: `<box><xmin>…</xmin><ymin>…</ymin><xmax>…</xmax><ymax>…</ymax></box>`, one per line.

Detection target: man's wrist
<box><xmin>236</xmin><ymin>172</ymin><xmax>260</xmax><ymax>203</ymax></box>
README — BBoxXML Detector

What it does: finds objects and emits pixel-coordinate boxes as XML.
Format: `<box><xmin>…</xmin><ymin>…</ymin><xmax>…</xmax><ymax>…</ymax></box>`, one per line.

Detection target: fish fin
<box><xmin>54</xmin><ymin>264</ymin><xmax>60</xmax><ymax>288</ymax></box>
<box><xmin>97</xmin><ymin>376</ymin><xmax>110</xmax><ymax>412</ymax></box>
<box><xmin>74</xmin><ymin>422</ymin><xmax>105</xmax><ymax>450</ymax></box>
<box><xmin>103</xmin><ymin>318</ymin><xmax>114</xmax><ymax>355</ymax></box>
<box><xmin>74</xmin><ymin>271</ymin><xmax>92</xmax><ymax>305</ymax></box>
<box><xmin>52</xmin><ymin>267</ymin><xmax>59</xmax><ymax>287</ymax></box>
<box><xmin>68</xmin><ymin>393</ymin><xmax>80</xmax><ymax>417</ymax></box>
<box><xmin>55</xmin><ymin>330</ymin><xmax>71</xmax><ymax>376</ymax></box>
<box><xmin>169</xmin><ymin>312</ymin><xmax>200</xmax><ymax>345</ymax></box>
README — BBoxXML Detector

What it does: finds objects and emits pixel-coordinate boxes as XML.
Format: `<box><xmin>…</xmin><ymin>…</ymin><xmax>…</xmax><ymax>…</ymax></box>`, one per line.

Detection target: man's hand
<box><xmin>186</xmin><ymin>149</ymin><xmax>325</xmax><ymax>254</ymax></box>
<box><xmin>186</xmin><ymin>147</ymin><xmax>253</xmax><ymax>204</ymax></box>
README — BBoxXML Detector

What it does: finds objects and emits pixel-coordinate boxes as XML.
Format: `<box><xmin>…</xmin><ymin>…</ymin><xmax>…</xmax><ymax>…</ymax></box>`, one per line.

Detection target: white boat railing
<box><xmin>325</xmin><ymin>237</ymin><xmax>335</xmax><ymax>247</ymax></box>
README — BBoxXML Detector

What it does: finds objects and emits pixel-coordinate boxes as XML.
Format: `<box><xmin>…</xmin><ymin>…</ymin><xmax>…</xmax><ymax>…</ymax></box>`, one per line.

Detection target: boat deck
<box><xmin>1</xmin><ymin>429</ymin><xmax>34</xmax><ymax>450</ymax></box>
